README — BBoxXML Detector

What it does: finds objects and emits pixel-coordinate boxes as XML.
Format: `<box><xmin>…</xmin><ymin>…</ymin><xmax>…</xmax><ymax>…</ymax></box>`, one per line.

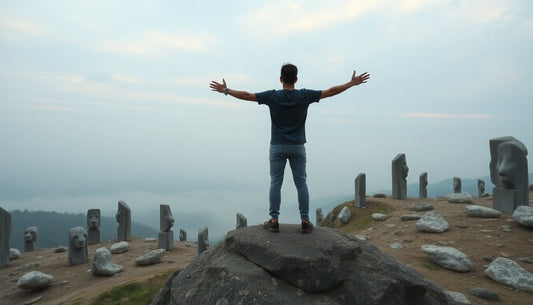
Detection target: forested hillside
<box><xmin>8</xmin><ymin>210</ymin><xmax>158</xmax><ymax>250</ymax></box>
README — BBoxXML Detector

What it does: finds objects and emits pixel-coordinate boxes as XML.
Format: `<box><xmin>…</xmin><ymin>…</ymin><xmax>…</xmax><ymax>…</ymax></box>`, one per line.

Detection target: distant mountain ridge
<box><xmin>8</xmin><ymin>210</ymin><xmax>158</xmax><ymax>250</ymax></box>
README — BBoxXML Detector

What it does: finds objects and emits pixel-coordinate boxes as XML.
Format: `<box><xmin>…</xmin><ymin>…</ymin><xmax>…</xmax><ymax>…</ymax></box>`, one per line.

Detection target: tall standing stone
<box><xmin>354</xmin><ymin>173</ymin><xmax>366</xmax><ymax>208</ymax></box>
<box><xmin>24</xmin><ymin>227</ymin><xmax>37</xmax><ymax>252</ymax></box>
<box><xmin>316</xmin><ymin>208</ymin><xmax>323</xmax><ymax>226</ymax></box>
<box><xmin>68</xmin><ymin>226</ymin><xmax>88</xmax><ymax>266</ymax></box>
<box><xmin>0</xmin><ymin>207</ymin><xmax>11</xmax><ymax>268</ymax></box>
<box><xmin>198</xmin><ymin>227</ymin><xmax>209</xmax><ymax>254</ymax></box>
<box><xmin>489</xmin><ymin>136</ymin><xmax>529</xmax><ymax>212</ymax></box>
<box><xmin>116</xmin><ymin>201</ymin><xmax>131</xmax><ymax>241</ymax></box>
<box><xmin>478</xmin><ymin>179</ymin><xmax>485</xmax><ymax>197</ymax></box>
<box><xmin>453</xmin><ymin>177</ymin><xmax>461</xmax><ymax>193</ymax></box>
<box><xmin>87</xmin><ymin>209</ymin><xmax>101</xmax><ymax>245</ymax></box>
<box><xmin>158</xmin><ymin>204</ymin><xmax>174</xmax><ymax>250</ymax></box>
<box><xmin>419</xmin><ymin>172</ymin><xmax>428</xmax><ymax>198</ymax></box>
<box><xmin>392</xmin><ymin>153</ymin><xmax>409</xmax><ymax>199</ymax></box>
<box><xmin>236</xmin><ymin>213</ymin><xmax>247</xmax><ymax>229</ymax></box>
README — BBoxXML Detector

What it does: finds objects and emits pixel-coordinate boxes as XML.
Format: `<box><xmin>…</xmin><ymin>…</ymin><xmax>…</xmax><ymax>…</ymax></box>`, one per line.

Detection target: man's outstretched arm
<box><xmin>210</xmin><ymin>79</ymin><xmax>257</xmax><ymax>102</ymax></box>
<box><xmin>320</xmin><ymin>71</ymin><xmax>370</xmax><ymax>99</ymax></box>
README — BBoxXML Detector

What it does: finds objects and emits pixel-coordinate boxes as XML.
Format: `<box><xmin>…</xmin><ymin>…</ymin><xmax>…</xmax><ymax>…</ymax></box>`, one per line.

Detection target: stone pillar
<box><xmin>354</xmin><ymin>173</ymin><xmax>366</xmax><ymax>208</ymax></box>
<box><xmin>477</xmin><ymin>179</ymin><xmax>485</xmax><ymax>197</ymax></box>
<box><xmin>87</xmin><ymin>209</ymin><xmax>101</xmax><ymax>245</ymax></box>
<box><xmin>197</xmin><ymin>227</ymin><xmax>208</xmax><ymax>254</ymax></box>
<box><xmin>419</xmin><ymin>172</ymin><xmax>428</xmax><ymax>198</ymax></box>
<box><xmin>179</xmin><ymin>229</ymin><xmax>187</xmax><ymax>241</ymax></box>
<box><xmin>116</xmin><ymin>201</ymin><xmax>131</xmax><ymax>241</ymax></box>
<box><xmin>69</xmin><ymin>226</ymin><xmax>88</xmax><ymax>266</ymax></box>
<box><xmin>236</xmin><ymin>213</ymin><xmax>247</xmax><ymax>229</ymax></box>
<box><xmin>489</xmin><ymin>137</ymin><xmax>529</xmax><ymax>212</ymax></box>
<box><xmin>392</xmin><ymin>153</ymin><xmax>409</xmax><ymax>199</ymax></box>
<box><xmin>453</xmin><ymin>177</ymin><xmax>461</xmax><ymax>193</ymax></box>
<box><xmin>316</xmin><ymin>208</ymin><xmax>323</xmax><ymax>226</ymax></box>
<box><xmin>24</xmin><ymin>227</ymin><xmax>37</xmax><ymax>252</ymax></box>
<box><xmin>158</xmin><ymin>204</ymin><xmax>174</xmax><ymax>250</ymax></box>
<box><xmin>0</xmin><ymin>207</ymin><xmax>11</xmax><ymax>268</ymax></box>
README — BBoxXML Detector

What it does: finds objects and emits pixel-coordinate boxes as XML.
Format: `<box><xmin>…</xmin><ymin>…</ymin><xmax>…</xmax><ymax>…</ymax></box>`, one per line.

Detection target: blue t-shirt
<box><xmin>256</xmin><ymin>89</ymin><xmax>321</xmax><ymax>145</ymax></box>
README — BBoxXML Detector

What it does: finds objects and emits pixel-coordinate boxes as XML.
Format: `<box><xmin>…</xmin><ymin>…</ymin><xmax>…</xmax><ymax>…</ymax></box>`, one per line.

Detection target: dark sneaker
<box><xmin>263</xmin><ymin>219</ymin><xmax>279</xmax><ymax>232</ymax></box>
<box><xmin>301</xmin><ymin>221</ymin><xmax>313</xmax><ymax>233</ymax></box>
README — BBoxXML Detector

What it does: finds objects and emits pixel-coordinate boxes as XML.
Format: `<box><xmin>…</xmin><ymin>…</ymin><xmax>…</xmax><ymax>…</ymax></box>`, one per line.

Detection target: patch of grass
<box><xmin>423</xmin><ymin>264</ymin><xmax>441</xmax><ymax>271</ymax></box>
<box><xmin>321</xmin><ymin>199</ymin><xmax>396</xmax><ymax>232</ymax></box>
<box><xmin>91</xmin><ymin>270</ymin><xmax>173</xmax><ymax>305</ymax></box>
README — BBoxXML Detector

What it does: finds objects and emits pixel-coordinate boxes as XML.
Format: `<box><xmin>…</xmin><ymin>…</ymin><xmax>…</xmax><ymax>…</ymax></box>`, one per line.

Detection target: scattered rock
<box><xmin>135</xmin><ymin>248</ymin><xmax>166</xmax><ymax>266</ymax></box>
<box><xmin>372</xmin><ymin>213</ymin><xmax>387</xmax><ymax>221</ymax></box>
<box><xmin>501</xmin><ymin>225</ymin><xmax>512</xmax><ymax>232</ymax></box>
<box><xmin>19</xmin><ymin>263</ymin><xmax>39</xmax><ymax>270</ymax></box>
<box><xmin>54</xmin><ymin>246</ymin><xmax>67</xmax><ymax>253</ymax></box>
<box><xmin>448</xmin><ymin>193</ymin><xmax>473</xmax><ymax>203</ymax></box>
<box><xmin>444</xmin><ymin>291</ymin><xmax>471</xmax><ymax>305</ymax></box>
<box><xmin>23</xmin><ymin>296</ymin><xmax>42</xmax><ymax>305</ymax></box>
<box><xmin>519</xmin><ymin>257</ymin><xmax>533</xmax><ymax>264</ymax></box>
<box><xmin>484</xmin><ymin>257</ymin><xmax>533</xmax><ymax>293</ymax></box>
<box><xmin>410</xmin><ymin>203</ymin><xmax>434</xmax><ymax>211</ymax></box>
<box><xmin>110</xmin><ymin>241</ymin><xmax>130</xmax><ymax>254</ymax></box>
<box><xmin>483</xmin><ymin>256</ymin><xmax>493</xmax><ymax>262</ymax></box>
<box><xmin>401</xmin><ymin>214</ymin><xmax>420</xmax><ymax>221</ymax></box>
<box><xmin>373</xmin><ymin>193</ymin><xmax>386</xmax><ymax>198</ymax></box>
<box><xmin>92</xmin><ymin>247</ymin><xmax>124</xmax><ymax>276</ymax></box>
<box><xmin>393</xmin><ymin>229</ymin><xmax>404</xmax><ymax>236</ymax></box>
<box><xmin>416</xmin><ymin>212</ymin><xmax>449</xmax><ymax>233</ymax></box>
<box><xmin>17</xmin><ymin>271</ymin><xmax>55</xmax><ymax>290</ymax></box>
<box><xmin>421</xmin><ymin>245</ymin><xmax>474</xmax><ymax>272</ymax></box>
<box><xmin>144</xmin><ymin>237</ymin><xmax>157</xmax><ymax>242</ymax></box>
<box><xmin>465</xmin><ymin>205</ymin><xmax>501</xmax><ymax>218</ymax></box>
<box><xmin>338</xmin><ymin>206</ymin><xmax>351</xmax><ymax>224</ymax></box>
<box><xmin>480</xmin><ymin>193</ymin><xmax>490</xmax><ymax>197</ymax></box>
<box><xmin>390</xmin><ymin>243</ymin><xmax>404</xmax><ymax>249</ymax></box>
<box><xmin>469</xmin><ymin>287</ymin><xmax>500</xmax><ymax>301</ymax></box>
<box><xmin>512</xmin><ymin>206</ymin><xmax>533</xmax><ymax>228</ymax></box>
<box><xmin>9</xmin><ymin>248</ymin><xmax>21</xmax><ymax>260</ymax></box>
<box><xmin>457</xmin><ymin>222</ymin><xmax>469</xmax><ymax>229</ymax></box>
<box><xmin>385</xmin><ymin>224</ymin><xmax>397</xmax><ymax>228</ymax></box>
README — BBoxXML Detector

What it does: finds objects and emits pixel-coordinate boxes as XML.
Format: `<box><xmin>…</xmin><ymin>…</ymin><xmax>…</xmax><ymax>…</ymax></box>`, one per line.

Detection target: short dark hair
<box><xmin>281</xmin><ymin>63</ymin><xmax>298</xmax><ymax>85</ymax></box>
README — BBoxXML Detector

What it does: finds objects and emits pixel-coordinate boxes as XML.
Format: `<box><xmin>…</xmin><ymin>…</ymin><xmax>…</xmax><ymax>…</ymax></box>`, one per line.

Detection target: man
<box><xmin>210</xmin><ymin>64</ymin><xmax>370</xmax><ymax>233</ymax></box>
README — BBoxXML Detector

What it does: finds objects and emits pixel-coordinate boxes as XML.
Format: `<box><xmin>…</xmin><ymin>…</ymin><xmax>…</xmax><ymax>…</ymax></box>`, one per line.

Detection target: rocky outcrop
<box><xmin>152</xmin><ymin>225</ymin><xmax>456</xmax><ymax>305</ymax></box>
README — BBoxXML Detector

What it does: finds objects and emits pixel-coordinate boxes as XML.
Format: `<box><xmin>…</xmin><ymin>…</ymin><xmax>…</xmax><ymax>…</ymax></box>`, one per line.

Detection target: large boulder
<box><xmin>421</xmin><ymin>245</ymin><xmax>473</xmax><ymax>272</ymax></box>
<box><xmin>92</xmin><ymin>247</ymin><xmax>123</xmax><ymax>276</ymax></box>
<box><xmin>512</xmin><ymin>205</ymin><xmax>533</xmax><ymax>228</ymax></box>
<box><xmin>465</xmin><ymin>205</ymin><xmax>501</xmax><ymax>218</ymax></box>
<box><xmin>417</xmin><ymin>212</ymin><xmax>449</xmax><ymax>233</ymax></box>
<box><xmin>17</xmin><ymin>271</ymin><xmax>55</xmax><ymax>290</ymax></box>
<box><xmin>484</xmin><ymin>257</ymin><xmax>533</xmax><ymax>293</ymax></box>
<box><xmin>153</xmin><ymin>225</ymin><xmax>457</xmax><ymax>305</ymax></box>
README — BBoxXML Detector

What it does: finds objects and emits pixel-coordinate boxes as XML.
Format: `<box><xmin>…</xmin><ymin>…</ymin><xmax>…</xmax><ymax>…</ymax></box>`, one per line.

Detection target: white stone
<box><xmin>485</xmin><ymin>257</ymin><xmax>533</xmax><ymax>293</ymax></box>
<box><xmin>17</xmin><ymin>271</ymin><xmax>55</xmax><ymax>290</ymax></box>
<box><xmin>135</xmin><ymin>248</ymin><xmax>166</xmax><ymax>266</ymax></box>
<box><xmin>9</xmin><ymin>248</ymin><xmax>21</xmax><ymax>260</ymax></box>
<box><xmin>448</xmin><ymin>192</ymin><xmax>473</xmax><ymax>203</ymax></box>
<box><xmin>444</xmin><ymin>291</ymin><xmax>471</xmax><ymax>305</ymax></box>
<box><xmin>512</xmin><ymin>205</ymin><xmax>533</xmax><ymax>228</ymax></box>
<box><xmin>416</xmin><ymin>212</ymin><xmax>449</xmax><ymax>233</ymax></box>
<box><xmin>421</xmin><ymin>245</ymin><xmax>473</xmax><ymax>272</ymax></box>
<box><xmin>338</xmin><ymin>207</ymin><xmax>351</xmax><ymax>224</ymax></box>
<box><xmin>372</xmin><ymin>213</ymin><xmax>387</xmax><ymax>221</ymax></box>
<box><xmin>110</xmin><ymin>241</ymin><xmax>130</xmax><ymax>254</ymax></box>
<box><xmin>465</xmin><ymin>205</ymin><xmax>501</xmax><ymax>218</ymax></box>
<box><xmin>92</xmin><ymin>247</ymin><xmax>123</xmax><ymax>276</ymax></box>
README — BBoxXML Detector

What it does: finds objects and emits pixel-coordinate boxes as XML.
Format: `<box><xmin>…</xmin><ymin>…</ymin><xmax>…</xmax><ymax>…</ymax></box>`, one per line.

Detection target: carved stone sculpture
<box><xmin>24</xmin><ymin>227</ymin><xmax>37</xmax><ymax>252</ymax></box>
<box><xmin>453</xmin><ymin>177</ymin><xmax>461</xmax><ymax>194</ymax></box>
<box><xmin>316</xmin><ymin>208</ymin><xmax>323</xmax><ymax>226</ymax></box>
<box><xmin>158</xmin><ymin>204</ymin><xmax>174</xmax><ymax>250</ymax></box>
<box><xmin>198</xmin><ymin>227</ymin><xmax>209</xmax><ymax>254</ymax></box>
<box><xmin>116</xmin><ymin>201</ymin><xmax>131</xmax><ymax>241</ymax></box>
<box><xmin>489</xmin><ymin>136</ymin><xmax>529</xmax><ymax>212</ymax></box>
<box><xmin>0</xmin><ymin>207</ymin><xmax>11</xmax><ymax>268</ymax></box>
<box><xmin>354</xmin><ymin>173</ymin><xmax>366</xmax><ymax>208</ymax></box>
<box><xmin>419</xmin><ymin>172</ymin><xmax>428</xmax><ymax>198</ymax></box>
<box><xmin>236</xmin><ymin>213</ymin><xmax>247</xmax><ymax>229</ymax></box>
<box><xmin>92</xmin><ymin>247</ymin><xmax>123</xmax><ymax>276</ymax></box>
<box><xmin>478</xmin><ymin>180</ymin><xmax>485</xmax><ymax>197</ymax></box>
<box><xmin>179</xmin><ymin>229</ymin><xmax>187</xmax><ymax>241</ymax></box>
<box><xmin>392</xmin><ymin>154</ymin><xmax>409</xmax><ymax>199</ymax></box>
<box><xmin>87</xmin><ymin>209</ymin><xmax>100</xmax><ymax>245</ymax></box>
<box><xmin>69</xmin><ymin>226</ymin><xmax>88</xmax><ymax>266</ymax></box>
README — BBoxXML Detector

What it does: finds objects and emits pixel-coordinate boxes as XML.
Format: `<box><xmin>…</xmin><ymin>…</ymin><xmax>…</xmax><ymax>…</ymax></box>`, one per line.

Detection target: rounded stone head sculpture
<box><xmin>453</xmin><ymin>177</ymin><xmax>461</xmax><ymax>193</ymax></box>
<box><xmin>87</xmin><ymin>209</ymin><xmax>100</xmax><ymax>230</ymax></box>
<box><xmin>478</xmin><ymin>180</ymin><xmax>485</xmax><ymax>193</ymax></box>
<box><xmin>70</xmin><ymin>227</ymin><xmax>88</xmax><ymax>249</ymax></box>
<box><xmin>160</xmin><ymin>204</ymin><xmax>175</xmax><ymax>232</ymax></box>
<box><xmin>24</xmin><ymin>227</ymin><xmax>37</xmax><ymax>243</ymax></box>
<box><xmin>497</xmin><ymin>142</ymin><xmax>528</xmax><ymax>189</ymax></box>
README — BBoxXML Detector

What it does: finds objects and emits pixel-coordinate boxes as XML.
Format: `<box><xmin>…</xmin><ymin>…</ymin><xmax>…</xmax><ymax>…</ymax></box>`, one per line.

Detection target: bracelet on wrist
<box><xmin>223</xmin><ymin>88</ymin><xmax>229</xmax><ymax>96</ymax></box>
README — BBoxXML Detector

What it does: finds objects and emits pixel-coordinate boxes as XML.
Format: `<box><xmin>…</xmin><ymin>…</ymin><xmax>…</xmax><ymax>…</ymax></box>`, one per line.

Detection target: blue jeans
<box><xmin>269</xmin><ymin>144</ymin><xmax>309</xmax><ymax>221</ymax></box>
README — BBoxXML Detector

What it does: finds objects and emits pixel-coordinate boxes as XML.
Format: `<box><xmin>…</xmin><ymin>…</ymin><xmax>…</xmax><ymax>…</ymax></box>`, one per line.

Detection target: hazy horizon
<box><xmin>1</xmin><ymin>1</ymin><xmax>532</xmax><ymax>233</ymax></box>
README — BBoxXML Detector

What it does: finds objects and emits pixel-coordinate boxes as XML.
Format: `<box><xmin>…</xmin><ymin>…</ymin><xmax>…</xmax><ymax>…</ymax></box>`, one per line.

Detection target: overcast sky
<box><xmin>1</xmin><ymin>1</ymin><xmax>531</xmax><ymax>230</ymax></box>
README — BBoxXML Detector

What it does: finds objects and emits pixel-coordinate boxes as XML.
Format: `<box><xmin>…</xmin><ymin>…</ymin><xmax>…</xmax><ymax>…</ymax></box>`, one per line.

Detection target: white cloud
<box><xmin>0</xmin><ymin>18</ymin><xmax>50</xmax><ymax>42</ymax></box>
